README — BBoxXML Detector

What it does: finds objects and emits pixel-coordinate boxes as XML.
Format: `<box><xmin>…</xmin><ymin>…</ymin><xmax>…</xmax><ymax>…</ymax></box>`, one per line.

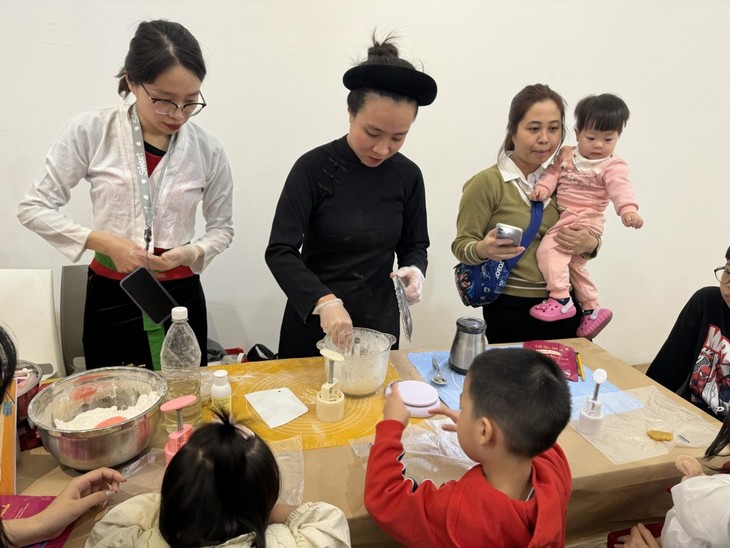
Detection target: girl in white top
<box><xmin>17</xmin><ymin>20</ymin><xmax>234</xmax><ymax>370</ymax></box>
<box><xmin>86</xmin><ymin>412</ymin><xmax>351</xmax><ymax>548</ymax></box>
<box><xmin>616</xmin><ymin>413</ymin><xmax>730</xmax><ymax>548</ymax></box>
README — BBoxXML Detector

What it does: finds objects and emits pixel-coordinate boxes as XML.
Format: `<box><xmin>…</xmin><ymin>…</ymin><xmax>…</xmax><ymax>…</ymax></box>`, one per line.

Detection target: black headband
<box><xmin>343</xmin><ymin>64</ymin><xmax>437</xmax><ymax>106</ymax></box>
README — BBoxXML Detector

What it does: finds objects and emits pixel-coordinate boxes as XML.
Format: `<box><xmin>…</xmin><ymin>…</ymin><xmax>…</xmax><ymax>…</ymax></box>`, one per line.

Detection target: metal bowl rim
<box><xmin>27</xmin><ymin>366</ymin><xmax>168</xmax><ymax>433</ymax></box>
<box><xmin>15</xmin><ymin>360</ymin><xmax>43</xmax><ymax>397</ymax></box>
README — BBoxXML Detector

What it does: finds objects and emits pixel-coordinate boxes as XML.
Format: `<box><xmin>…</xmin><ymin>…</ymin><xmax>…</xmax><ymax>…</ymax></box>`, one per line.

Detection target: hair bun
<box><xmin>367</xmin><ymin>41</ymin><xmax>400</xmax><ymax>59</ymax></box>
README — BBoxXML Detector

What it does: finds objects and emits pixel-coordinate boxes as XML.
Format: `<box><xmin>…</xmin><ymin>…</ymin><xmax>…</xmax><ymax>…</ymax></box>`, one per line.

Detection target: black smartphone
<box><xmin>119</xmin><ymin>267</ymin><xmax>178</xmax><ymax>325</ymax></box>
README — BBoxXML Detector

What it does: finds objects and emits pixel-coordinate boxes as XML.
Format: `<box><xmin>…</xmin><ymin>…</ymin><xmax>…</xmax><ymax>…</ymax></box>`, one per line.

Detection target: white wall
<box><xmin>1</xmin><ymin>0</ymin><xmax>728</xmax><ymax>366</ymax></box>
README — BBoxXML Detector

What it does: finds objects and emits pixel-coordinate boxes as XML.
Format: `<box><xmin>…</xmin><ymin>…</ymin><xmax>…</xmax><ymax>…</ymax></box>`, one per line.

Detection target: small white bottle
<box><xmin>210</xmin><ymin>369</ymin><xmax>232</xmax><ymax>416</ymax></box>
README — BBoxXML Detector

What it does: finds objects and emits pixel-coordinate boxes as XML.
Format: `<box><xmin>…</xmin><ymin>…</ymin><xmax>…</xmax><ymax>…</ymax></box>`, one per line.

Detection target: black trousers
<box><xmin>481</xmin><ymin>293</ymin><xmax>582</xmax><ymax>344</ymax></box>
<box><xmin>83</xmin><ymin>269</ymin><xmax>207</xmax><ymax>369</ymax></box>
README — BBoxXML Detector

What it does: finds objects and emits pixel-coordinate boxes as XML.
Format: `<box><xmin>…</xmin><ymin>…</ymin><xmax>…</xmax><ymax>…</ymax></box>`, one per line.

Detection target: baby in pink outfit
<box><xmin>528</xmin><ymin>94</ymin><xmax>643</xmax><ymax>339</ymax></box>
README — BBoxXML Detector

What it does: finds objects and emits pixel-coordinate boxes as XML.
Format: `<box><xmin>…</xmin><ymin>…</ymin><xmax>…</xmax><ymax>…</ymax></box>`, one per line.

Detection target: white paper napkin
<box><xmin>244</xmin><ymin>388</ymin><xmax>308</xmax><ymax>428</ymax></box>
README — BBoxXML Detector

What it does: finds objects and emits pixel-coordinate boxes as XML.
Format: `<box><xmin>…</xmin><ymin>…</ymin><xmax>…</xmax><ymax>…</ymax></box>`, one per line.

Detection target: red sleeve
<box><xmin>363</xmin><ymin>420</ymin><xmax>454</xmax><ymax>546</ymax></box>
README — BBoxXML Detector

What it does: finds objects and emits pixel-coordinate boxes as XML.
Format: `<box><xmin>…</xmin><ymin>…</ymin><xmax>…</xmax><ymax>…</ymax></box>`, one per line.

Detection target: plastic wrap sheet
<box><xmin>350</xmin><ymin>418</ymin><xmax>473</xmax><ymax>484</ymax></box>
<box><xmin>570</xmin><ymin>386</ymin><xmax>720</xmax><ymax>465</ymax></box>
<box><xmin>102</xmin><ymin>434</ymin><xmax>303</xmax><ymax>510</ymax></box>
<box><xmin>269</xmin><ymin>435</ymin><xmax>304</xmax><ymax>505</ymax></box>
<box><xmin>114</xmin><ymin>447</ymin><xmax>166</xmax><ymax>501</ymax></box>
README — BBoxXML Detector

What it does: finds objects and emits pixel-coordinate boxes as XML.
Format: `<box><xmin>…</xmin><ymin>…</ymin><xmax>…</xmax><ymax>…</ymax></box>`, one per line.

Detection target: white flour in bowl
<box><xmin>54</xmin><ymin>391</ymin><xmax>160</xmax><ymax>430</ymax></box>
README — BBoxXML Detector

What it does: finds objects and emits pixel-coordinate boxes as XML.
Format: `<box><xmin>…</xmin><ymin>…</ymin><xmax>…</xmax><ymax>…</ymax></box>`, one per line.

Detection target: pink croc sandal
<box><xmin>576</xmin><ymin>307</ymin><xmax>613</xmax><ymax>339</ymax></box>
<box><xmin>529</xmin><ymin>298</ymin><xmax>576</xmax><ymax>322</ymax></box>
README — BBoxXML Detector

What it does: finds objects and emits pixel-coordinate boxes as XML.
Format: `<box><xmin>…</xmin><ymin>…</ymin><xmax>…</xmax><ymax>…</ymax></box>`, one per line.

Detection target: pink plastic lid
<box><xmin>161</xmin><ymin>394</ymin><xmax>197</xmax><ymax>413</ymax></box>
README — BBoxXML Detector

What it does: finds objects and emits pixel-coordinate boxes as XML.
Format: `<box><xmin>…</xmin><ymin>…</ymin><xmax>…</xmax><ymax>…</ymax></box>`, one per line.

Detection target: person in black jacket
<box><xmin>646</xmin><ymin>245</ymin><xmax>730</xmax><ymax>418</ymax></box>
<box><xmin>265</xmin><ymin>34</ymin><xmax>437</xmax><ymax>358</ymax></box>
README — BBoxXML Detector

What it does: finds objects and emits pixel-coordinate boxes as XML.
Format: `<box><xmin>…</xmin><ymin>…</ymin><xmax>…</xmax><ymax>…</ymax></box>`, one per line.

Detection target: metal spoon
<box><xmin>431</xmin><ymin>356</ymin><xmax>448</xmax><ymax>386</ymax></box>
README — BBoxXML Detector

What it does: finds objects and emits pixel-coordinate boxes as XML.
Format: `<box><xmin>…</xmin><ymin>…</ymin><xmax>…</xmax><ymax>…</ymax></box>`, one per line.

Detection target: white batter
<box><xmin>54</xmin><ymin>391</ymin><xmax>160</xmax><ymax>430</ymax></box>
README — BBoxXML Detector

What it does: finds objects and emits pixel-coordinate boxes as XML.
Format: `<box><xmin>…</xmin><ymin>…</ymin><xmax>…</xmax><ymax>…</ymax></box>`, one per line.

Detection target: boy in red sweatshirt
<box><xmin>364</xmin><ymin>348</ymin><xmax>572</xmax><ymax>547</ymax></box>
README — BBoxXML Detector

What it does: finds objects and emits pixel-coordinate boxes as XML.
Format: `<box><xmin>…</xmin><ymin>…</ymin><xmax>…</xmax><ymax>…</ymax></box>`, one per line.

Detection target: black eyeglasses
<box><xmin>714</xmin><ymin>266</ymin><xmax>730</xmax><ymax>285</ymax></box>
<box><xmin>139</xmin><ymin>82</ymin><xmax>206</xmax><ymax>117</ymax></box>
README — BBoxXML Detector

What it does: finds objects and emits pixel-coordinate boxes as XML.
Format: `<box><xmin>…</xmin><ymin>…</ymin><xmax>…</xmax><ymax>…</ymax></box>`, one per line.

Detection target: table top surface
<box><xmin>16</xmin><ymin>338</ymin><xmax>722</xmax><ymax>546</ymax></box>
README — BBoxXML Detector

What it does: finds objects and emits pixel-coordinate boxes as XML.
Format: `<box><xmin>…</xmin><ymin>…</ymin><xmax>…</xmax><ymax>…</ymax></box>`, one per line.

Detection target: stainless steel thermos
<box><xmin>448</xmin><ymin>317</ymin><xmax>487</xmax><ymax>374</ymax></box>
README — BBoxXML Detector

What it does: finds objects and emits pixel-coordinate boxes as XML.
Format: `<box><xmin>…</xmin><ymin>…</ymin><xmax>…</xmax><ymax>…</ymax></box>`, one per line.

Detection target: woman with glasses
<box><xmin>646</xmin><ymin>245</ymin><xmax>730</xmax><ymax>419</ymax></box>
<box><xmin>17</xmin><ymin>20</ymin><xmax>234</xmax><ymax>370</ymax></box>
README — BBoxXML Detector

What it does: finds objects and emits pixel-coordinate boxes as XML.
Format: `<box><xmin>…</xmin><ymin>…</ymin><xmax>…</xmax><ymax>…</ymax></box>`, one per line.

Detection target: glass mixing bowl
<box><xmin>316</xmin><ymin>327</ymin><xmax>396</xmax><ymax>396</ymax></box>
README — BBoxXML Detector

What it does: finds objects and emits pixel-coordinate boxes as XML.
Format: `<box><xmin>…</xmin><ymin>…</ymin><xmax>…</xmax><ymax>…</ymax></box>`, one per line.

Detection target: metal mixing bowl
<box><xmin>27</xmin><ymin>367</ymin><xmax>167</xmax><ymax>470</ymax></box>
<box><xmin>16</xmin><ymin>360</ymin><xmax>43</xmax><ymax>423</ymax></box>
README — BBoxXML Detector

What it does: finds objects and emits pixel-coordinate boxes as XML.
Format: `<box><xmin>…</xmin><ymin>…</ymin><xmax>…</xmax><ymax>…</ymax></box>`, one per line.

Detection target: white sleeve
<box><xmin>662</xmin><ymin>475</ymin><xmax>730</xmax><ymax>547</ymax></box>
<box><xmin>84</xmin><ymin>493</ymin><xmax>163</xmax><ymax>548</ymax></box>
<box><xmin>266</xmin><ymin>501</ymin><xmax>351</xmax><ymax>547</ymax></box>
<box><xmin>190</xmin><ymin>141</ymin><xmax>234</xmax><ymax>273</ymax></box>
<box><xmin>661</xmin><ymin>507</ymin><xmax>701</xmax><ymax>548</ymax></box>
<box><xmin>17</xmin><ymin>115</ymin><xmax>95</xmax><ymax>261</ymax></box>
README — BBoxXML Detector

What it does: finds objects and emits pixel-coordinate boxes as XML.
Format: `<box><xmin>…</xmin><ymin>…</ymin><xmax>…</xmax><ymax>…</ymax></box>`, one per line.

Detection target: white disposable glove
<box><xmin>313</xmin><ymin>298</ymin><xmax>353</xmax><ymax>353</ymax></box>
<box><xmin>159</xmin><ymin>244</ymin><xmax>200</xmax><ymax>267</ymax></box>
<box><xmin>393</xmin><ymin>266</ymin><xmax>424</xmax><ymax>305</ymax></box>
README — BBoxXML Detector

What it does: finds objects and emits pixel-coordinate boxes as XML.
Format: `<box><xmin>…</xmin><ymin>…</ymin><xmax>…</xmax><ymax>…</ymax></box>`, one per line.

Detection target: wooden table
<box><xmin>16</xmin><ymin>339</ymin><xmax>721</xmax><ymax>546</ymax></box>
<box><xmin>543</xmin><ymin>339</ymin><xmax>720</xmax><ymax>542</ymax></box>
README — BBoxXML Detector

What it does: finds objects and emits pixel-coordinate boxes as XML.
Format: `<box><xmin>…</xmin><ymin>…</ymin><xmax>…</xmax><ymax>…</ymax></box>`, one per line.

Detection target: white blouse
<box><xmin>17</xmin><ymin>99</ymin><xmax>234</xmax><ymax>273</ymax></box>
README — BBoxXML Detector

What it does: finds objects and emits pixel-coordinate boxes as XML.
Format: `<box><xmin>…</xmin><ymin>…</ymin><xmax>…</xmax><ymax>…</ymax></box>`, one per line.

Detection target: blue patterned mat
<box><xmin>407</xmin><ymin>350</ymin><xmax>643</xmax><ymax>420</ymax></box>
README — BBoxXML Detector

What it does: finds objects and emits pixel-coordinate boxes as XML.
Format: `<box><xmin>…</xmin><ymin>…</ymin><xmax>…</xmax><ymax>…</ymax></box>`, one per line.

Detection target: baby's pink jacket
<box><xmin>537</xmin><ymin>146</ymin><xmax>638</xmax><ymax>217</ymax></box>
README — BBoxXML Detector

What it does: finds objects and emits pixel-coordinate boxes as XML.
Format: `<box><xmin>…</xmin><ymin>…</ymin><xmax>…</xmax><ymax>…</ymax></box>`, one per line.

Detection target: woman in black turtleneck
<box><xmin>265</xmin><ymin>34</ymin><xmax>437</xmax><ymax>358</ymax></box>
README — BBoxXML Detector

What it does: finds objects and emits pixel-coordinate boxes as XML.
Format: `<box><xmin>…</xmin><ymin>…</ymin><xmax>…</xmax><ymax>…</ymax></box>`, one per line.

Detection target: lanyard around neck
<box><xmin>129</xmin><ymin>104</ymin><xmax>175</xmax><ymax>251</ymax></box>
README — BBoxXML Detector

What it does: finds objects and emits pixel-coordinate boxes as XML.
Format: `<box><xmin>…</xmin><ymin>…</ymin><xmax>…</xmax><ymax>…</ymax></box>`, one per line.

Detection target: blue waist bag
<box><xmin>454</xmin><ymin>201</ymin><xmax>543</xmax><ymax>308</ymax></box>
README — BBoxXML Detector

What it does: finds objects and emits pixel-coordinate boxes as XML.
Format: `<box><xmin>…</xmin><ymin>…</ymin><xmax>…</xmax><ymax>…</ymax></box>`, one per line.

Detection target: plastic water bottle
<box><xmin>160</xmin><ymin>306</ymin><xmax>202</xmax><ymax>432</ymax></box>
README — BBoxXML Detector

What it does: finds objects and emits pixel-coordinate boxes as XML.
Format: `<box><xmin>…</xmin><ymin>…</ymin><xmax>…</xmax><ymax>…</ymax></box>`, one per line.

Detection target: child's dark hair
<box><xmin>347</xmin><ymin>32</ymin><xmax>419</xmax><ymax>116</ymax></box>
<box><xmin>574</xmin><ymin>93</ymin><xmax>630</xmax><ymax>134</ymax></box>
<box><xmin>0</xmin><ymin>327</ymin><xmax>17</xmax><ymax>402</ymax></box>
<box><xmin>159</xmin><ymin>411</ymin><xmax>279</xmax><ymax>548</ymax></box>
<box><xmin>499</xmin><ymin>83</ymin><xmax>567</xmax><ymax>158</ymax></box>
<box><xmin>726</xmin><ymin>245</ymin><xmax>730</xmax><ymax>261</ymax></box>
<box><xmin>467</xmin><ymin>348</ymin><xmax>571</xmax><ymax>457</ymax></box>
<box><xmin>705</xmin><ymin>409</ymin><xmax>730</xmax><ymax>463</ymax></box>
<box><xmin>116</xmin><ymin>20</ymin><xmax>206</xmax><ymax>96</ymax></box>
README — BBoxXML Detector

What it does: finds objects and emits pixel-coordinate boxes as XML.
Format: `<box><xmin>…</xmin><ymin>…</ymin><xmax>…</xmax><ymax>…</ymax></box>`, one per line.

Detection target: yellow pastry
<box><xmin>647</xmin><ymin>429</ymin><xmax>673</xmax><ymax>441</ymax></box>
